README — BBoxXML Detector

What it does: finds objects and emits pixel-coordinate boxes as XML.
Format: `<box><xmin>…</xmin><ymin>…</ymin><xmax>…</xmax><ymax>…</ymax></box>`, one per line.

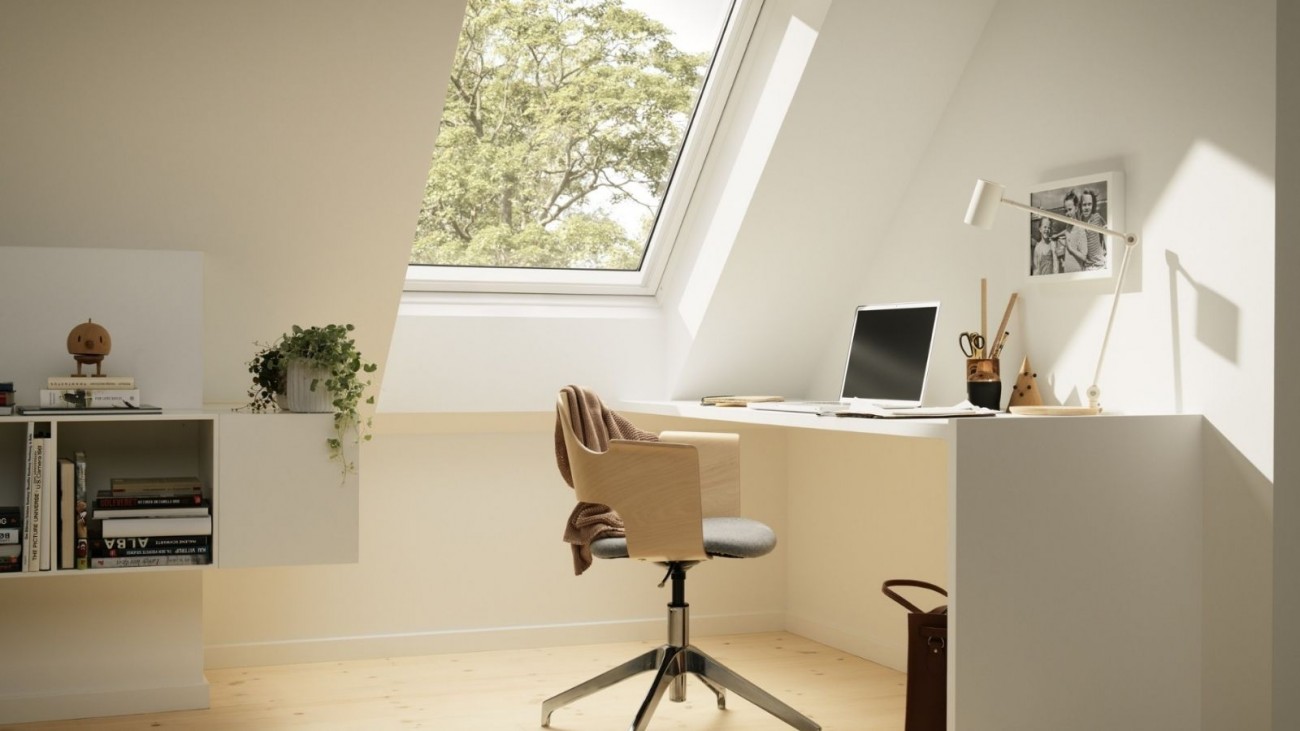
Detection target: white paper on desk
<box><xmin>840</xmin><ymin>399</ymin><xmax>999</xmax><ymax>419</ymax></box>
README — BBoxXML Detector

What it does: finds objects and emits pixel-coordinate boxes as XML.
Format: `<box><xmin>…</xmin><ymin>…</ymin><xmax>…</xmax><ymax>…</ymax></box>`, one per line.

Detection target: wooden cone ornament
<box><xmin>1008</xmin><ymin>357</ymin><xmax>1043</xmax><ymax>408</ymax></box>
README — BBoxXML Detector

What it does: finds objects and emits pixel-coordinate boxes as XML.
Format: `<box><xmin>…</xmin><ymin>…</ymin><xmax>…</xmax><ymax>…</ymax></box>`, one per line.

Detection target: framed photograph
<box><xmin>1027</xmin><ymin>171</ymin><xmax>1124</xmax><ymax>281</ymax></box>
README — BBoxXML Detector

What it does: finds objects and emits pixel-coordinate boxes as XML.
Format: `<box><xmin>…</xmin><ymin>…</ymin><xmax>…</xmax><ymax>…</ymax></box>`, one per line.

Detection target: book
<box><xmin>90</xmin><ymin>554</ymin><xmax>207</xmax><ymax>569</ymax></box>
<box><xmin>0</xmin><ymin>556</ymin><xmax>20</xmax><ymax>573</ymax></box>
<box><xmin>38</xmin><ymin>435</ymin><xmax>53</xmax><ymax>571</ymax></box>
<box><xmin>58</xmin><ymin>458</ymin><xmax>74</xmax><ymax>569</ymax></box>
<box><xmin>23</xmin><ymin>428</ymin><xmax>52</xmax><ymax>572</ymax></box>
<box><xmin>95</xmin><ymin>493</ymin><xmax>206</xmax><ymax>509</ymax></box>
<box><xmin>699</xmin><ymin>395</ymin><xmax>785</xmax><ymax>407</ymax></box>
<box><xmin>0</xmin><ymin>544</ymin><xmax>21</xmax><ymax>558</ymax></box>
<box><xmin>0</xmin><ymin>506</ymin><xmax>21</xmax><ymax>528</ymax></box>
<box><xmin>101</xmin><ymin>515</ymin><xmax>212</xmax><ymax>538</ymax></box>
<box><xmin>91</xmin><ymin>535</ymin><xmax>210</xmax><ymax>557</ymax></box>
<box><xmin>108</xmin><ymin>476</ymin><xmax>204</xmax><ymax>494</ymax></box>
<box><xmin>92</xmin><ymin>502</ymin><xmax>210</xmax><ymax>519</ymax></box>
<box><xmin>16</xmin><ymin>404</ymin><xmax>161</xmax><ymax>415</ymax></box>
<box><xmin>46</xmin><ymin>376</ymin><xmax>135</xmax><ymax>390</ymax></box>
<box><xmin>92</xmin><ymin>544</ymin><xmax>210</xmax><ymax>559</ymax></box>
<box><xmin>39</xmin><ymin>389</ymin><xmax>141</xmax><ymax>408</ymax></box>
<box><xmin>0</xmin><ymin>527</ymin><xmax>18</xmax><ymax>544</ymax></box>
<box><xmin>73</xmin><ymin>452</ymin><xmax>88</xmax><ymax>570</ymax></box>
<box><xmin>21</xmin><ymin>424</ymin><xmax>33</xmax><ymax>571</ymax></box>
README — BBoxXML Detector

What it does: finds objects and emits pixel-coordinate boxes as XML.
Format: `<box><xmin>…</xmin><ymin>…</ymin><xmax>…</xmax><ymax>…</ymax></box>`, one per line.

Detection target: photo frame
<box><xmin>1027</xmin><ymin>171</ymin><xmax>1124</xmax><ymax>282</ymax></box>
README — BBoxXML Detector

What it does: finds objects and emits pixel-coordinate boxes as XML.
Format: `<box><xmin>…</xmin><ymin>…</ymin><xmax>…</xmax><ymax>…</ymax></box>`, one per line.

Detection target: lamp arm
<box><xmin>1001</xmin><ymin>196</ymin><xmax>1140</xmax><ymax>411</ymax></box>
<box><xmin>1085</xmin><ymin>233</ymin><xmax>1139</xmax><ymax>411</ymax></box>
<box><xmin>1000</xmin><ymin>197</ymin><xmax>1138</xmax><ymax>245</ymax></box>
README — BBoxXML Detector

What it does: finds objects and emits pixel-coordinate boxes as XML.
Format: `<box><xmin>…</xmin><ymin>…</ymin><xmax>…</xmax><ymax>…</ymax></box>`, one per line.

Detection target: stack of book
<box><xmin>36</xmin><ymin>375</ymin><xmax>146</xmax><ymax>412</ymax></box>
<box><xmin>90</xmin><ymin>476</ymin><xmax>212</xmax><ymax>568</ymax></box>
<box><xmin>0</xmin><ymin>507</ymin><xmax>20</xmax><ymax>573</ymax></box>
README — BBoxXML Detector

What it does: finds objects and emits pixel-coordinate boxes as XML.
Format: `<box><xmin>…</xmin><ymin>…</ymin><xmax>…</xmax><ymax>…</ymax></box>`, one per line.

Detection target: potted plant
<box><xmin>245</xmin><ymin>324</ymin><xmax>377</xmax><ymax>471</ymax></box>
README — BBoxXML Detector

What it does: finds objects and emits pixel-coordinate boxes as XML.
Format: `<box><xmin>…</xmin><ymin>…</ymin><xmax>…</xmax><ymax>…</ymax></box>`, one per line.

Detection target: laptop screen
<box><xmin>839</xmin><ymin>302</ymin><xmax>940</xmax><ymax>405</ymax></box>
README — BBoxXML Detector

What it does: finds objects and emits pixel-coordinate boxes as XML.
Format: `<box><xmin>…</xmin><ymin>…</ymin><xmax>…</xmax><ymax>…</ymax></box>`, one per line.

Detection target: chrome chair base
<box><xmin>540</xmin><ymin>641</ymin><xmax>821</xmax><ymax>730</ymax></box>
<box><xmin>541</xmin><ymin>564</ymin><xmax>819</xmax><ymax>731</ymax></box>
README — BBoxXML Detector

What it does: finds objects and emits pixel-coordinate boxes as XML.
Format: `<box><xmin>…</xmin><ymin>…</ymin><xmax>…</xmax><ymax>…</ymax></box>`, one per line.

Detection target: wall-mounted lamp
<box><xmin>964</xmin><ymin>178</ymin><xmax>1139</xmax><ymax>415</ymax></box>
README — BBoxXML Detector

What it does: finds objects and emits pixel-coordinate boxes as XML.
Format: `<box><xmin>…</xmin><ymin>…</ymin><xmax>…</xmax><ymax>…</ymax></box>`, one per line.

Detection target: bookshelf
<box><xmin>0</xmin><ymin>411</ymin><xmax>358</xmax><ymax>577</ymax></box>
<box><xmin>0</xmin><ymin>247</ymin><xmax>360</xmax><ymax>722</ymax></box>
<box><xmin>0</xmin><ymin>412</ymin><xmax>216</xmax><ymax>577</ymax></box>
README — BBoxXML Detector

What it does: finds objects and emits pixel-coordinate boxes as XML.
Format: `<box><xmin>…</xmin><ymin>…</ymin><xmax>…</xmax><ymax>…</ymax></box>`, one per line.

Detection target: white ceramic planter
<box><xmin>285</xmin><ymin>359</ymin><xmax>334</xmax><ymax>413</ymax></box>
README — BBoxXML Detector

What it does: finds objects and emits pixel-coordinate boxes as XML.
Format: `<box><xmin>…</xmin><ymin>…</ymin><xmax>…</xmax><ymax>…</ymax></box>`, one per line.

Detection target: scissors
<box><xmin>959</xmin><ymin>331</ymin><xmax>985</xmax><ymax>358</ymax></box>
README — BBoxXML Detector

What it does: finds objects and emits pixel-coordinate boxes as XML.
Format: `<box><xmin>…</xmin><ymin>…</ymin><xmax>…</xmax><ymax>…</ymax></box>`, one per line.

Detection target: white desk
<box><xmin>622</xmin><ymin>402</ymin><xmax>1204</xmax><ymax>731</ymax></box>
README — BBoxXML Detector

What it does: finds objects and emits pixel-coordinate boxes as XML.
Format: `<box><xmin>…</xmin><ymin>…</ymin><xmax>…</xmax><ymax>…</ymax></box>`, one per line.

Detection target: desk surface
<box><xmin>623</xmin><ymin>399</ymin><xmax>1031</xmax><ymax>439</ymax></box>
<box><xmin>620</xmin><ymin>399</ymin><xmax>1179</xmax><ymax>440</ymax></box>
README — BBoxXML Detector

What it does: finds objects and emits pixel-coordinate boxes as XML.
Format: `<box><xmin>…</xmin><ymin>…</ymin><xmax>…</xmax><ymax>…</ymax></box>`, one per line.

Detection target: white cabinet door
<box><xmin>216</xmin><ymin>413</ymin><xmax>358</xmax><ymax>567</ymax></box>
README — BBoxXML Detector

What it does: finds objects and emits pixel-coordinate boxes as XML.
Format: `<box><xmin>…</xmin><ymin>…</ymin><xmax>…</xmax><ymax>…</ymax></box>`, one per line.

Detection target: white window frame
<box><xmin>403</xmin><ymin>0</ymin><xmax>764</xmax><ymax>297</ymax></box>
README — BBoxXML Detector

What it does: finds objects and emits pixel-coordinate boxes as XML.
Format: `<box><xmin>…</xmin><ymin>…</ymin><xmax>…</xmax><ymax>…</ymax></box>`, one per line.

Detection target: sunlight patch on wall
<box><xmin>675</xmin><ymin>16</ymin><xmax>819</xmax><ymax>336</ymax></box>
<box><xmin>1151</xmin><ymin>139</ymin><xmax>1274</xmax><ymax>479</ymax></box>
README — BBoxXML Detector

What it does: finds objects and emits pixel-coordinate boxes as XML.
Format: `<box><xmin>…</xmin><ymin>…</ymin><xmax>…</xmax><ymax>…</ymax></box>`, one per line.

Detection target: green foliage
<box><xmin>412</xmin><ymin>0</ymin><xmax>708</xmax><ymax>269</ymax></box>
<box><xmin>245</xmin><ymin>346</ymin><xmax>287</xmax><ymax>413</ymax></box>
<box><xmin>244</xmin><ymin>324</ymin><xmax>378</xmax><ymax>474</ymax></box>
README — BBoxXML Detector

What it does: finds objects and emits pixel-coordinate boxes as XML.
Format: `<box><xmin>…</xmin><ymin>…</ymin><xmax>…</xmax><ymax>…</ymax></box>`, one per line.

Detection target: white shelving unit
<box><xmin>0</xmin><ymin>247</ymin><xmax>360</xmax><ymax>723</ymax></box>
<box><xmin>0</xmin><ymin>412</ymin><xmax>217</xmax><ymax>577</ymax></box>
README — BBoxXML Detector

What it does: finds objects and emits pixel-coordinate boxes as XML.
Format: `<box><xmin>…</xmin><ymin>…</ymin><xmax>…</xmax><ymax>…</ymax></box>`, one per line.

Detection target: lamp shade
<box><xmin>964</xmin><ymin>178</ymin><xmax>1004</xmax><ymax>229</ymax></box>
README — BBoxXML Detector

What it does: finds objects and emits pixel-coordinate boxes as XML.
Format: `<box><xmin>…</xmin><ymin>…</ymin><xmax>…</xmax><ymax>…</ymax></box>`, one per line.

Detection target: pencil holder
<box><xmin>966</xmin><ymin>358</ymin><xmax>1001</xmax><ymax>410</ymax></box>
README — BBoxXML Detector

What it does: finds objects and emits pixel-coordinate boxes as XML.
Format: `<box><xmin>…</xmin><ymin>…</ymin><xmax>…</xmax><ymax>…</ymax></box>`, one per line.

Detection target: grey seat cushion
<box><xmin>590</xmin><ymin>516</ymin><xmax>777</xmax><ymax>560</ymax></box>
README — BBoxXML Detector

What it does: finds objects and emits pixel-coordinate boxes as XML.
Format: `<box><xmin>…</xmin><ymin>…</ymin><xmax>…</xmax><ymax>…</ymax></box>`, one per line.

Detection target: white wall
<box><xmin>203</xmin><ymin>414</ymin><xmax>791</xmax><ymax>666</ymax></box>
<box><xmin>848</xmin><ymin>1</ymin><xmax>1275</xmax><ymax>728</ymax></box>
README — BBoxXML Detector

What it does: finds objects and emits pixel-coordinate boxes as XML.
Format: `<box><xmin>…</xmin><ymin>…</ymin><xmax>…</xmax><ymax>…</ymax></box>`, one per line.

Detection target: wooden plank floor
<box><xmin>3</xmin><ymin>632</ymin><xmax>906</xmax><ymax>730</ymax></box>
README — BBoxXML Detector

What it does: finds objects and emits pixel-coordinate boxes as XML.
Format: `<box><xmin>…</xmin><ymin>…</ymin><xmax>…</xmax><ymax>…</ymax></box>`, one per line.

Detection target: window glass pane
<box><xmin>411</xmin><ymin>0</ymin><xmax>733</xmax><ymax>273</ymax></box>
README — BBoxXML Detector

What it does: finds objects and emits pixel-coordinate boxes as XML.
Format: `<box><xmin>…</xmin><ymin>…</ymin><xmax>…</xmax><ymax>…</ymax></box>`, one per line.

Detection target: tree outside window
<box><xmin>411</xmin><ymin>0</ymin><xmax>734</xmax><ymax>275</ymax></box>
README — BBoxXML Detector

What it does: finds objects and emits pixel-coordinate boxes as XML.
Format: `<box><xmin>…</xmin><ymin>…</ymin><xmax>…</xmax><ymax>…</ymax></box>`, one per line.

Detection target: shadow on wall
<box><xmin>1166</xmin><ymin>250</ymin><xmax>1242</xmax><ymax>413</ymax></box>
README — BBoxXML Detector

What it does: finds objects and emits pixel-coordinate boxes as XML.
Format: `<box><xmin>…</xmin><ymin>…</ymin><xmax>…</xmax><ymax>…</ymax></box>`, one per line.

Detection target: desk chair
<box><xmin>543</xmin><ymin>390</ymin><xmax>820</xmax><ymax>731</ymax></box>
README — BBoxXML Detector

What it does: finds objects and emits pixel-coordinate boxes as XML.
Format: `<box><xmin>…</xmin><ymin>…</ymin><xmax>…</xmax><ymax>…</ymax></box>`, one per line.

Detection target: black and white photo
<box><xmin>1028</xmin><ymin>172</ymin><xmax>1124</xmax><ymax>281</ymax></box>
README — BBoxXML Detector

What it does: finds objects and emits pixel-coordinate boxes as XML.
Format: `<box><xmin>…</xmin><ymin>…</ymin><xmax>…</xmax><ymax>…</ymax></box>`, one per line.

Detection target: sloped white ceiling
<box><xmin>0</xmin><ymin>0</ymin><xmax>467</xmax><ymax>404</ymax></box>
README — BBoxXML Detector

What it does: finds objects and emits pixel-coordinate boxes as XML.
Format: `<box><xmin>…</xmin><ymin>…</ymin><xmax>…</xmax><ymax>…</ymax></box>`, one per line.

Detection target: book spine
<box><xmin>0</xmin><ymin>543</ymin><xmax>21</xmax><ymax>558</ymax></box>
<box><xmin>108</xmin><ymin>477</ymin><xmax>204</xmax><ymax>494</ymax></box>
<box><xmin>0</xmin><ymin>527</ymin><xmax>18</xmax><ymax>544</ymax></box>
<box><xmin>92</xmin><ymin>536</ymin><xmax>210</xmax><ymax>557</ymax></box>
<box><xmin>39</xmin><ymin>389</ymin><xmax>141</xmax><ymax>408</ymax></box>
<box><xmin>95</xmin><ymin>545</ymin><xmax>211</xmax><ymax>558</ymax></box>
<box><xmin>38</xmin><ymin>437</ymin><xmax>52</xmax><ymax>571</ymax></box>
<box><xmin>22</xmin><ymin>424</ymin><xmax>33</xmax><ymax>571</ymax></box>
<box><xmin>94</xmin><ymin>535</ymin><xmax>209</xmax><ymax>550</ymax></box>
<box><xmin>58</xmin><ymin>458</ymin><xmax>74</xmax><ymax>569</ymax></box>
<box><xmin>92</xmin><ymin>504</ymin><xmax>210</xmax><ymax>518</ymax></box>
<box><xmin>95</xmin><ymin>494</ymin><xmax>206</xmax><ymax>509</ymax></box>
<box><xmin>0</xmin><ymin>508</ymin><xmax>21</xmax><ymax>528</ymax></box>
<box><xmin>74</xmin><ymin>452</ymin><xmax>88</xmax><ymax>570</ymax></box>
<box><xmin>27</xmin><ymin>434</ymin><xmax>45</xmax><ymax>571</ymax></box>
<box><xmin>101</xmin><ymin>516</ymin><xmax>212</xmax><ymax>538</ymax></box>
<box><xmin>0</xmin><ymin>556</ymin><xmax>22</xmax><ymax>573</ymax></box>
<box><xmin>90</xmin><ymin>554</ymin><xmax>207</xmax><ymax>569</ymax></box>
<box><xmin>46</xmin><ymin>376</ymin><xmax>136</xmax><ymax>390</ymax></box>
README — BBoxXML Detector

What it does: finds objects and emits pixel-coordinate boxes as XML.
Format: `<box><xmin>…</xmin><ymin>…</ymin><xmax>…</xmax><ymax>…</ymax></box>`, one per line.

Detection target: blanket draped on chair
<box><xmin>556</xmin><ymin>385</ymin><xmax>658</xmax><ymax>575</ymax></box>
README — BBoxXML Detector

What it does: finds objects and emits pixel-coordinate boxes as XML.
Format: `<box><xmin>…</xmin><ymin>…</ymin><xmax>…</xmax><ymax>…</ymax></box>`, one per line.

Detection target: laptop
<box><xmin>749</xmin><ymin>302</ymin><xmax>942</xmax><ymax>416</ymax></box>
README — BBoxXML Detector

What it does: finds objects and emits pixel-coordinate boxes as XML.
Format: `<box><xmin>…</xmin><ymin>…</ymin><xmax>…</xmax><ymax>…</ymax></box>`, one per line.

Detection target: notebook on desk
<box><xmin>749</xmin><ymin>301</ymin><xmax>948</xmax><ymax>416</ymax></box>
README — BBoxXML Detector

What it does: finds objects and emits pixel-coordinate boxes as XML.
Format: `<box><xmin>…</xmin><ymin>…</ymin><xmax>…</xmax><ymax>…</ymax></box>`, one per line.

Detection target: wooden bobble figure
<box><xmin>67</xmin><ymin>319</ymin><xmax>112</xmax><ymax>377</ymax></box>
<box><xmin>1008</xmin><ymin>356</ymin><xmax>1043</xmax><ymax>408</ymax></box>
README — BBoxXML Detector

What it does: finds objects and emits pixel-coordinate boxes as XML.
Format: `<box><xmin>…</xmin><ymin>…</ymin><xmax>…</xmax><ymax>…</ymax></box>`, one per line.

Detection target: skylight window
<box><xmin>406</xmin><ymin>0</ymin><xmax>754</xmax><ymax>295</ymax></box>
